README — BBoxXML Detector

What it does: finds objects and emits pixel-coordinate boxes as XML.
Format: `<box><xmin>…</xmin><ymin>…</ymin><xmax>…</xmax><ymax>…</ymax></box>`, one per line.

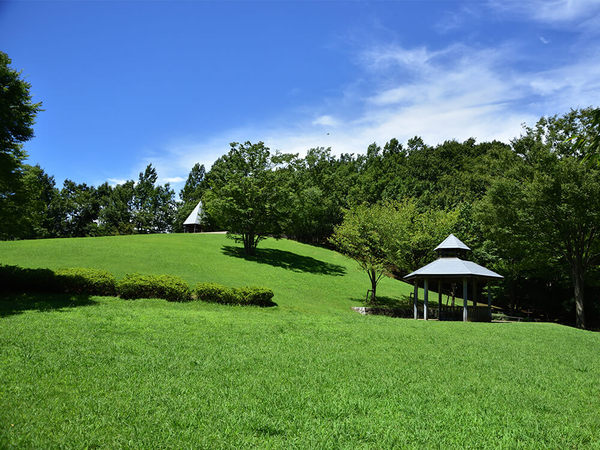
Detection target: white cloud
<box><xmin>162</xmin><ymin>176</ymin><xmax>185</xmax><ymax>184</ymax></box>
<box><xmin>488</xmin><ymin>0</ymin><xmax>600</xmax><ymax>26</ymax></box>
<box><xmin>107</xmin><ymin>178</ymin><xmax>127</xmax><ymax>186</ymax></box>
<box><xmin>312</xmin><ymin>115</ymin><xmax>340</xmax><ymax>127</ymax></box>
<box><xmin>139</xmin><ymin>41</ymin><xmax>600</xmax><ymax>184</ymax></box>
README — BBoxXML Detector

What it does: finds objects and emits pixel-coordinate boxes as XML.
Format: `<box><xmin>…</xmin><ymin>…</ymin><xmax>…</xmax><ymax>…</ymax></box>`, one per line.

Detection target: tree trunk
<box><xmin>571</xmin><ymin>263</ymin><xmax>586</xmax><ymax>329</ymax></box>
<box><xmin>243</xmin><ymin>233</ymin><xmax>255</xmax><ymax>256</ymax></box>
<box><xmin>369</xmin><ymin>269</ymin><xmax>377</xmax><ymax>304</ymax></box>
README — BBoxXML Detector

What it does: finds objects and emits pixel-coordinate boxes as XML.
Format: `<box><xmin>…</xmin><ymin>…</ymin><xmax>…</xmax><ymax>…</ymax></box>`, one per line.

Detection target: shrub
<box><xmin>54</xmin><ymin>268</ymin><xmax>117</xmax><ymax>296</ymax></box>
<box><xmin>0</xmin><ymin>265</ymin><xmax>58</xmax><ymax>293</ymax></box>
<box><xmin>237</xmin><ymin>286</ymin><xmax>275</xmax><ymax>306</ymax></box>
<box><xmin>194</xmin><ymin>282</ymin><xmax>239</xmax><ymax>304</ymax></box>
<box><xmin>194</xmin><ymin>283</ymin><xmax>275</xmax><ymax>306</ymax></box>
<box><xmin>117</xmin><ymin>274</ymin><xmax>191</xmax><ymax>302</ymax></box>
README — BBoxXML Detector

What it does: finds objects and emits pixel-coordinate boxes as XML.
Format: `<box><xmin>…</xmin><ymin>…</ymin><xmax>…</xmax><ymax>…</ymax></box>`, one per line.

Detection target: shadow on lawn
<box><xmin>221</xmin><ymin>245</ymin><xmax>346</xmax><ymax>276</ymax></box>
<box><xmin>0</xmin><ymin>292</ymin><xmax>98</xmax><ymax>318</ymax></box>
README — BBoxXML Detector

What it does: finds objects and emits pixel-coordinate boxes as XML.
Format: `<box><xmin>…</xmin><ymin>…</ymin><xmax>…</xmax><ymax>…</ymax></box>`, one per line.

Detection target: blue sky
<box><xmin>2</xmin><ymin>0</ymin><xmax>600</xmax><ymax>191</ymax></box>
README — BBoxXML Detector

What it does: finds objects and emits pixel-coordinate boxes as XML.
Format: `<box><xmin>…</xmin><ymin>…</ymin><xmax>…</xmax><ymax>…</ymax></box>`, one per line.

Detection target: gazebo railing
<box><xmin>415</xmin><ymin>304</ymin><xmax>491</xmax><ymax>322</ymax></box>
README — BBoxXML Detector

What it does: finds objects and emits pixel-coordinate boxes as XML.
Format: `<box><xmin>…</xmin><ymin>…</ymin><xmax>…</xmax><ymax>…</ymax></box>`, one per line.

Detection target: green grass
<box><xmin>1</xmin><ymin>234</ymin><xmax>599</xmax><ymax>448</ymax></box>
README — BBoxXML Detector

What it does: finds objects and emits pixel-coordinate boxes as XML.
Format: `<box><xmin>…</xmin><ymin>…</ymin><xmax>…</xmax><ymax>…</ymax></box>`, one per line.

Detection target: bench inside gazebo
<box><xmin>404</xmin><ymin>234</ymin><xmax>503</xmax><ymax>322</ymax></box>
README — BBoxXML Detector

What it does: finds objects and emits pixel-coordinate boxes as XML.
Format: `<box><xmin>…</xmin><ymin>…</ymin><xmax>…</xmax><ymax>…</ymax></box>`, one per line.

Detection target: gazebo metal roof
<box><xmin>183</xmin><ymin>201</ymin><xmax>205</xmax><ymax>225</ymax></box>
<box><xmin>434</xmin><ymin>233</ymin><xmax>471</xmax><ymax>251</ymax></box>
<box><xmin>404</xmin><ymin>257</ymin><xmax>503</xmax><ymax>281</ymax></box>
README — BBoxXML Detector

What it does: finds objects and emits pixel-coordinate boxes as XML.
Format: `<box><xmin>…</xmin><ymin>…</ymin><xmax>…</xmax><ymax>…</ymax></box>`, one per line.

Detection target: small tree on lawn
<box><xmin>330</xmin><ymin>204</ymin><xmax>394</xmax><ymax>304</ymax></box>
<box><xmin>203</xmin><ymin>141</ymin><xmax>291</xmax><ymax>255</ymax></box>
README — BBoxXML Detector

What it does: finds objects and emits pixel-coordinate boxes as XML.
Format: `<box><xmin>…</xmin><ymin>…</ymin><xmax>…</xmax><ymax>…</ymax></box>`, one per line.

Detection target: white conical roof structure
<box><xmin>183</xmin><ymin>201</ymin><xmax>205</xmax><ymax>225</ymax></box>
<box><xmin>434</xmin><ymin>233</ymin><xmax>470</xmax><ymax>251</ymax></box>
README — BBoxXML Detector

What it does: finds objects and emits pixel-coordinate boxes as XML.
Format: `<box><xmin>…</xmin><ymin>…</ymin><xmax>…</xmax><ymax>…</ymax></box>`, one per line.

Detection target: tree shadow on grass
<box><xmin>0</xmin><ymin>292</ymin><xmax>98</xmax><ymax>318</ymax></box>
<box><xmin>221</xmin><ymin>245</ymin><xmax>346</xmax><ymax>276</ymax></box>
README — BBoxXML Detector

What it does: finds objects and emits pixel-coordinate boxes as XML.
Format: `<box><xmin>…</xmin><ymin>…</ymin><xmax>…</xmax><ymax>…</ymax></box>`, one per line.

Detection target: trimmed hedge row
<box><xmin>0</xmin><ymin>265</ymin><xmax>116</xmax><ymax>296</ymax></box>
<box><xmin>0</xmin><ymin>265</ymin><xmax>275</xmax><ymax>307</ymax></box>
<box><xmin>55</xmin><ymin>268</ymin><xmax>117</xmax><ymax>296</ymax></box>
<box><xmin>117</xmin><ymin>274</ymin><xmax>191</xmax><ymax>302</ymax></box>
<box><xmin>195</xmin><ymin>283</ymin><xmax>275</xmax><ymax>306</ymax></box>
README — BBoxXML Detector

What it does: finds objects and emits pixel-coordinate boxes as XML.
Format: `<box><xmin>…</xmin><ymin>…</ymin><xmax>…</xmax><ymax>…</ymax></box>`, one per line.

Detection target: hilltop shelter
<box><xmin>183</xmin><ymin>200</ymin><xmax>205</xmax><ymax>233</ymax></box>
<box><xmin>404</xmin><ymin>234</ymin><xmax>503</xmax><ymax>322</ymax></box>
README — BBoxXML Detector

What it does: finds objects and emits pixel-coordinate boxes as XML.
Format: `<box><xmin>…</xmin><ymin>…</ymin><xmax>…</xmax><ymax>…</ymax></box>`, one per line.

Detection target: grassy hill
<box><xmin>0</xmin><ymin>233</ymin><xmax>417</xmax><ymax>314</ymax></box>
<box><xmin>1</xmin><ymin>234</ymin><xmax>599</xmax><ymax>447</ymax></box>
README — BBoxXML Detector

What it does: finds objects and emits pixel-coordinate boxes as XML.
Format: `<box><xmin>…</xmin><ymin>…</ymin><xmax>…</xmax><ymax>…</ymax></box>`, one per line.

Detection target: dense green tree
<box><xmin>382</xmin><ymin>199</ymin><xmax>460</xmax><ymax>275</ymax></box>
<box><xmin>329</xmin><ymin>204</ymin><xmax>396</xmax><ymax>303</ymax></box>
<box><xmin>0</xmin><ymin>51</ymin><xmax>43</xmax><ymax>239</ymax></box>
<box><xmin>133</xmin><ymin>165</ymin><xmax>176</xmax><ymax>233</ymax></box>
<box><xmin>20</xmin><ymin>164</ymin><xmax>59</xmax><ymax>238</ymax></box>
<box><xmin>203</xmin><ymin>141</ymin><xmax>290</xmax><ymax>255</ymax></box>
<box><xmin>98</xmin><ymin>181</ymin><xmax>135</xmax><ymax>235</ymax></box>
<box><xmin>330</xmin><ymin>200</ymin><xmax>460</xmax><ymax>303</ymax></box>
<box><xmin>179</xmin><ymin>163</ymin><xmax>206</xmax><ymax>203</ymax></box>
<box><xmin>479</xmin><ymin>109</ymin><xmax>600</xmax><ymax>329</ymax></box>
<box><xmin>54</xmin><ymin>180</ymin><xmax>100</xmax><ymax>237</ymax></box>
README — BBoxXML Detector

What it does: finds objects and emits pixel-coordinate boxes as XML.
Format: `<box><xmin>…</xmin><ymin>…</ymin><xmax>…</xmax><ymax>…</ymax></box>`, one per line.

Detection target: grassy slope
<box><xmin>1</xmin><ymin>234</ymin><xmax>599</xmax><ymax>448</ymax></box>
<box><xmin>0</xmin><ymin>233</ymin><xmax>415</xmax><ymax>314</ymax></box>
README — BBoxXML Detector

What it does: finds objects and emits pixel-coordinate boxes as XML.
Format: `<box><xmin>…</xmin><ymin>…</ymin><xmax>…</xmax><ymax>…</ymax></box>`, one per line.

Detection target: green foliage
<box><xmin>20</xmin><ymin>164</ymin><xmax>59</xmax><ymax>238</ymax></box>
<box><xmin>381</xmin><ymin>199</ymin><xmax>460</xmax><ymax>274</ymax></box>
<box><xmin>203</xmin><ymin>141</ymin><xmax>291</xmax><ymax>255</ymax></box>
<box><xmin>330</xmin><ymin>200</ymin><xmax>459</xmax><ymax>302</ymax></box>
<box><xmin>133</xmin><ymin>165</ymin><xmax>176</xmax><ymax>234</ymax></box>
<box><xmin>117</xmin><ymin>273</ymin><xmax>191</xmax><ymax>302</ymax></box>
<box><xmin>54</xmin><ymin>268</ymin><xmax>116</xmax><ymax>296</ymax></box>
<box><xmin>0</xmin><ymin>51</ymin><xmax>43</xmax><ymax>239</ymax></box>
<box><xmin>194</xmin><ymin>282</ymin><xmax>239</xmax><ymax>304</ymax></box>
<box><xmin>98</xmin><ymin>181</ymin><xmax>135</xmax><ymax>235</ymax></box>
<box><xmin>237</xmin><ymin>286</ymin><xmax>275</xmax><ymax>306</ymax></box>
<box><xmin>330</xmin><ymin>203</ymin><xmax>396</xmax><ymax>302</ymax></box>
<box><xmin>194</xmin><ymin>282</ymin><xmax>275</xmax><ymax>306</ymax></box>
<box><xmin>479</xmin><ymin>108</ymin><xmax>600</xmax><ymax>328</ymax></box>
<box><xmin>53</xmin><ymin>179</ymin><xmax>101</xmax><ymax>237</ymax></box>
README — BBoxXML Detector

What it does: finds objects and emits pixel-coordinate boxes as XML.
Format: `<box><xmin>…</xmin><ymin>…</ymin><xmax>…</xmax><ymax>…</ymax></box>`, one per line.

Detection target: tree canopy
<box><xmin>203</xmin><ymin>141</ymin><xmax>290</xmax><ymax>255</ymax></box>
<box><xmin>0</xmin><ymin>51</ymin><xmax>42</xmax><ymax>239</ymax></box>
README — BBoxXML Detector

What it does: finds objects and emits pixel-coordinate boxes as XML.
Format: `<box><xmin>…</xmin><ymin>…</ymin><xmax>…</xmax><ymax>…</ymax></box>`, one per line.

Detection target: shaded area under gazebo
<box><xmin>404</xmin><ymin>234</ymin><xmax>503</xmax><ymax>322</ymax></box>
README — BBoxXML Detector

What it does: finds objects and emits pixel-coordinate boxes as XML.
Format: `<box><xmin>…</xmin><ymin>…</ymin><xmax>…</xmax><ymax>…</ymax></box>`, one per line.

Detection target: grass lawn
<box><xmin>1</xmin><ymin>234</ymin><xmax>599</xmax><ymax>447</ymax></box>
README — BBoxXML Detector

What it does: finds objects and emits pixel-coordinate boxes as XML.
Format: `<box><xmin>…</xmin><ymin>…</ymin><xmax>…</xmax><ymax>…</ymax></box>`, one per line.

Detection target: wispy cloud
<box><xmin>488</xmin><ymin>0</ymin><xmax>600</xmax><ymax>27</ymax></box>
<box><xmin>312</xmin><ymin>115</ymin><xmax>340</xmax><ymax>127</ymax></box>
<box><xmin>107</xmin><ymin>178</ymin><xmax>127</xmax><ymax>186</ymax></box>
<box><xmin>434</xmin><ymin>6</ymin><xmax>480</xmax><ymax>34</ymax></box>
<box><xmin>140</xmin><ymin>39</ymin><xmax>600</xmax><ymax>189</ymax></box>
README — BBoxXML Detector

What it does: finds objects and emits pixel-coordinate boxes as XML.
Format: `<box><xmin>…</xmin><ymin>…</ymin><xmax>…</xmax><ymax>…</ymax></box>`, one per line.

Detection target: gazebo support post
<box><xmin>413</xmin><ymin>280</ymin><xmax>418</xmax><ymax>320</ymax></box>
<box><xmin>424</xmin><ymin>279</ymin><xmax>429</xmax><ymax>320</ymax></box>
<box><xmin>438</xmin><ymin>280</ymin><xmax>442</xmax><ymax>321</ymax></box>
<box><xmin>472</xmin><ymin>279</ymin><xmax>478</xmax><ymax>321</ymax></box>
<box><xmin>463</xmin><ymin>277</ymin><xmax>468</xmax><ymax>322</ymax></box>
<box><xmin>487</xmin><ymin>285</ymin><xmax>492</xmax><ymax>322</ymax></box>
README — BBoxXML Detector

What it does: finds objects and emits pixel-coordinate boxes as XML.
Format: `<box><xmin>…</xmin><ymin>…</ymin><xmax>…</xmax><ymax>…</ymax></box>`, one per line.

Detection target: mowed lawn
<box><xmin>1</xmin><ymin>234</ymin><xmax>599</xmax><ymax>448</ymax></box>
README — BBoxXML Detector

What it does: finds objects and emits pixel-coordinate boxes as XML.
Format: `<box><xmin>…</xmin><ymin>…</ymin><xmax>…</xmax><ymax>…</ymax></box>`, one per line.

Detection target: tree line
<box><xmin>2</xmin><ymin>50</ymin><xmax>599</xmax><ymax>328</ymax></box>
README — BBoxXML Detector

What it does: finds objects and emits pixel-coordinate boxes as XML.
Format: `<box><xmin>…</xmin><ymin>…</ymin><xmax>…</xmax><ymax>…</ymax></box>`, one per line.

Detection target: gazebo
<box><xmin>404</xmin><ymin>234</ymin><xmax>503</xmax><ymax>322</ymax></box>
<box><xmin>183</xmin><ymin>200</ymin><xmax>205</xmax><ymax>233</ymax></box>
